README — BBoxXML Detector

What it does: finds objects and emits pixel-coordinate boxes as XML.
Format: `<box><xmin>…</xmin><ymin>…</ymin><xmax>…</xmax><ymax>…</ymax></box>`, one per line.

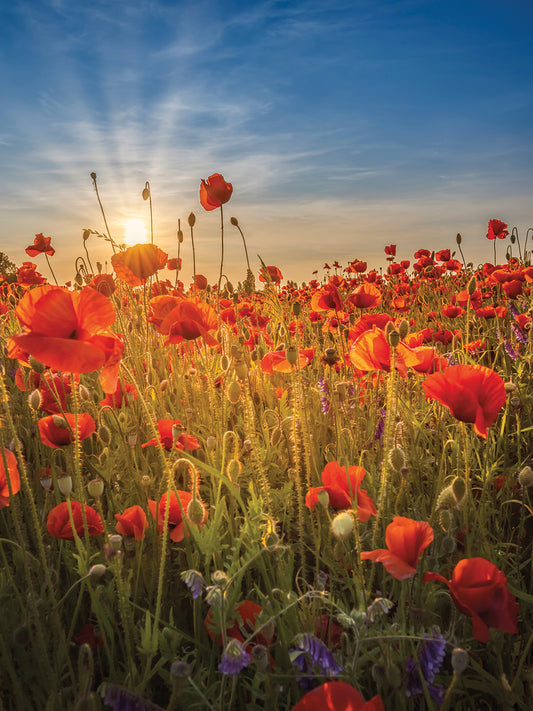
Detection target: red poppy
<box><xmin>345</xmin><ymin>283</ymin><xmax>382</xmax><ymax>310</ymax></box>
<box><xmin>88</xmin><ymin>273</ymin><xmax>116</xmax><ymax>297</ymax></box>
<box><xmin>311</xmin><ymin>283</ymin><xmax>343</xmax><ymax>312</ymax></box>
<box><xmin>349</xmin><ymin>327</ymin><xmax>422</xmax><ymax>378</ymax></box>
<box><xmin>38</xmin><ymin>413</ymin><xmax>96</xmax><ymax>448</ymax></box>
<box><xmin>306</xmin><ymin>461</ymin><xmax>377</xmax><ymax>521</ymax></box>
<box><xmin>384</xmin><ymin>245</ymin><xmax>396</xmax><ymax>258</ymax></box>
<box><xmin>73</xmin><ymin>624</ymin><xmax>104</xmax><ymax>649</ymax></box>
<box><xmin>0</xmin><ymin>449</ymin><xmax>21</xmax><ymax>509</ymax></box>
<box><xmin>259</xmin><ymin>265</ymin><xmax>283</xmax><ymax>284</ymax></box>
<box><xmin>424</xmin><ymin>557</ymin><xmax>519</xmax><ymax>643</ymax></box>
<box><xmin>205</xmin><ymin>600</ymin><xmax>273</xmax><ymax>649</ymax></box>
<box><xmin>47</xmin><ymin>501</ymin><xmax>104</xmax><ymax>540</ymax></box>
<box><xmin>149</xmin><ymin>295</ymin><xmax>218</xmax><ymax>347</ymax></box>
<box><xmin>166</xmin><ymin>257</ymin><xmax>182</xmax><ymax>271</ymax></box>
<box><xmin>260</xmin><ymin>348</ymin><xmax>313</xmax><ymax>374</ymax></box>
<box><xmin>422</xmin><ymin>364</ymin><xmax>506</xmax><ymax>438</ymax></box>
<box><xmin>152</xmin><ymin>490</ymin><xmax>206</xmax><ymax>542</ymax></box>
<box><xmin>115</xmin><ymin>505</ymin><xmax>149</xmax><ymax>541</ymax></box>
<box><xmin>100</xmin><ymin>380</ymin><xmax>137</xmax><ymax>408</ymax></box>
<box><xmin>435</xmin><ymin>248</ymin><xmax>451</xmax><ymax>262</ymax></box>
<box><xmin>193</xmin><ymin>273</ymin><xmax>208</xmax><ymax>290</ymax></box>
<box><xmin>142</xmin><ymin>419</ymin><xmax>200</xmax><ymax>451</ymax></box>
<box><xmin>8</xmin><ymin>285</ymin><xmax>124</xmax><ymax>393</ymax></box>
<box><xmin>25</xmin><ymin>233</ymin><xmax>55</xmax><ymax>257</ymax></box>
<box><xmin>17</xmin><ymin>261</ymin><xmax>46</xmax><ymax>286</ymax></box>
<box><xmin>200</xmin><ymin>173</ymin><xmax>233</xmax><ymax>211</ymax></box>
<box><xmin>486</xmin><ymin>219</ymin><xmax>509</xmax><ymax>240</ymax></box>
<box><xmin>442</xmin><ymin>305</ymin><xmax>465</xmax><ymax>319</ymax></box>
<box><xmin>360</xmin><ymin>517</ymin><xmax>434</xmax><ymax>580</ymax></box>
<box><xmin>36</xmin><ymin>372</ymin><xmax>74</xmax><ymax>414</ymax></box>
<box><xmin>291</xmin><ymin>682</ymin><xmax>384</xmax><ymax>711</ymax></box>
<box><xmin>111</xmin><ymin>243</ymin><xmax>168</xmax><ymax>286</ymax></box>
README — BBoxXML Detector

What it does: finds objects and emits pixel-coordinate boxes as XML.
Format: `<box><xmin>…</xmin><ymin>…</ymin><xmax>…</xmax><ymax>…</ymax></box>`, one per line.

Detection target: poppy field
<box><xmin>1</xmin><ymin>176</ymin><xmax>533</xmax><ymax>711</ymax></box>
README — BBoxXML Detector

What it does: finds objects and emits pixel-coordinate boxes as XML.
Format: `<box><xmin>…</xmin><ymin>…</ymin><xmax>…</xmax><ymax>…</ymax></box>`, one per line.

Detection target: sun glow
<box><xmin>123</xmin><ymin>218</ymin><xmax>148</xmax><ymax>246</ymax></box>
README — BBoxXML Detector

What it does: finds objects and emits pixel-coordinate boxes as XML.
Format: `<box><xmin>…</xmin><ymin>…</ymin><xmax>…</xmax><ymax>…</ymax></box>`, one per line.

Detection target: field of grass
<box><xmin>1</xmin><ymin>194</ymin><xmax>532</xmax><ymax>710</ymax></box>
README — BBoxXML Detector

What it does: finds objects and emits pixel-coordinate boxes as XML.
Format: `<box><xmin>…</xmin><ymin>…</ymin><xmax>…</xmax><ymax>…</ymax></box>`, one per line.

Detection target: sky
<box><xmin>1</xmin><ymin>0</ymin><xmax>532</xmax><ymax>286</ymax></box>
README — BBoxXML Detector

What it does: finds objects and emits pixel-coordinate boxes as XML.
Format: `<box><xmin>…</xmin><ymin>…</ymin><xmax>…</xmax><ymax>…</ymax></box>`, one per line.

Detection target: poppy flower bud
<box><xmin>387</xmin><ymin>329</ymin><xmax>400</xmax><ymax>348</ymax></box>
<box><xmin>317</xmin><ymin>490</ymin><xmax>330</xmax><ymax>508</ymax></box>
<box><xmin>89</xmin><ymin>564</ymin><xmax>107</xmax><ymax>581</ymax></box>
<box><xmin>227</xmin><ymin>381</ymin><xmax>241</xmax><ymax>404</ymax></box>
<box><xmin>220</xmin><ymin>354</ymin><xmax>230</xmax><ymax>371</ymax></box>
<box><xmin>451</xmin><ymin>648</ymin><xmax>469</xmax><ymax>674</ymax></box>
<box><xmin>53</xmin><ymin>415</ymin><xmax>69</xmax><ymax>429</ymax></box>
<box><xmin>438</xmin><ymin>508</ymin><xmax>453</xmax><ymax>532</ymax></box>
<box><xmin>79</xmin><ymin>384</ymin><xmax>91</xmax><ymax>401</ymax></box>
<box><xmin>28</xmin><ymin>389</ymin><xmax>42</xmax><ymax>410</ymax></box>
<box><xmin>292</xmin><ymin>301</ymin><xmax>301</xmax><ymax>317</ymax></box>
<box><xmin>226</xmin><ymin>458</ymin><xmax>242</xmax><ymax>481</ymax></box>
<box><xmin>160</xmin><ymin>379</ymin><xmax>169</xmax><ymax>393</ymax></box>
<box><xmin>371</xmin><ymin>664</ymin><xmax>387</xmax><ymax>685</ymax></box>
<box><xmin>90</xmin><ymin>172</ymin><xmax>97</xmax><ymax>181</ymax></box>
<box><xmin>57</xmin><ymin>474</ymin><xmax>73</xmax><ymax>496</ymax></box>
<box><xmin>286</xmin><ymin>346</ymin><xmax>299</xmax><ymax>366</ymax></box>
<box><xmin>398</xmin><ymin>318</ymin><xmax>409</xmax><ymax>340</ymax></box>
<box><xmin>436</xmin><ymin>484</ymin><xmax>457</xmax><ymax>510</ymax></box>
<box><xmin>28</xmin><ymin>355</ymin><xmax>45</xmax><ymax>373</ymax></box>
<box><xmin>98</xmin><ymin>425</ymin><xmax>111</xmax><ymax>446</ymax></box>
<box><xmin>230</xmin><ymin>216</ymin><xmax>239</xmax><ymax>226</ymax></box>
<box><xmin>388</xmin><ymin>446</ymin><xmax>406</xmax><ymax>472</ymax></box>
<box><xmin>386</xmin><ymin>664</ymin><xmax>402</xmax><ymax>688</ymax></box>
<box><xmin>330</xmin><ymin>511</ymin><xmax>354</xmax><ymax>540</ymax></box>
<box><xmin>451</xmin><ymin>476</ymin><xmax>466</xmax><ymax>503</ymax></box>
<box><xmin>440</xmin><ymin>535</ymin><xmax>456</xmax><ymax>556</ymax></box>
<box><xmin>177</xmin><ymin>228</ymin><xmax>184</xmax><ymax>243</ymax></box>
<box><xmin>270</xmin><ymin>427</ymin><xmax>281</xmax><ymax>446</ymax></box>
<box><xmin>233</xmin><ymin>359</ymin><xmax>248</xmax><ymax>380</ymax></box>
<box><xmin>188</xmin><ymin>212</ymin><xmax>196</xmax><ymax>227</ymax></box>
<box><xmin>504</xmin><ymin>381</ymin><xmax>517</xmax><ymax>393</ymax></box>
<box><xmin>467</xmin><ymin>276</ymin><xmax>477</xmax><ymax>295</ymax></box>
<box><xmin>186</xmin><ymin>498</ymin><xmax>205</xmax><ymax>526</ymax></box>
<box><xmin>211</xmin><ymin>570</ymin><xmax>228</xmax><ymax>586</ymax></box>
<box><xmin>263</xmin><ymin>530</ymin><xmax>280</xmax><ymax>550</ymax></box>
<box><xmin>88</xmin><ymin>478</ymin><xmax>104</xmax><ymax>499</ymax></box>
<box><xmin>75</xmin><ymin>272</ymin><xmax>84</xmax><ymax>286</ymax></box>
<box><xmin>456</xmin><ymin>232</ymin><xmax>462</xmax><ymax>245</ymax></box>
<box><xmin>142</xmin><ymin>182</ymin><xmax>150</xmax><ymax>200</ymax></box>
<box><xmin>518</xmin><ymin>465</ymin><xmax>533</xmax><ymax>489</ymax></box>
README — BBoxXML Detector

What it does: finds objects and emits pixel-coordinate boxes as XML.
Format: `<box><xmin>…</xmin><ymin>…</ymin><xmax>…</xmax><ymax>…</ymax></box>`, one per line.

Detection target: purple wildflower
<box><xmin>511</xmin><ymin>322</ymin><xmax>529</xmax><ymax>345</ymax></box>
<box><xmin>180</xmin><ymin>569</ymin><xmax>207</xmax><ymax>600</ymax></box>
<box><xmin>405</xmin><ymin>628</ymin><xmax>446</xmax><ymax>705</ymax></box>
<box><xmin>290</xmin><ymin>633</ymin><xmax>342</xmax><ymax>690</ymax></box>
<box><xmin>318</xmin><ymin>377</ymin><xmax>331</xmax><ymax>415</ymax></box>
<box><xmin>374</xmin><ymin>408</ymin><xmax>386</xmax><ymax>442</ymax></box>
<box><xmin>502</xmin><ymin>335</ymin><xmax>520</xmax><ymax>361</ymax></box>
<box><xmin>218</xmin><ymin>639</ymin><xmax>251</xmax><ymax>675</ymax></box>
<box><xmin>100</xmin><ymin>683</ymin><xmax>165</xmax><ymax>710</ymax></box>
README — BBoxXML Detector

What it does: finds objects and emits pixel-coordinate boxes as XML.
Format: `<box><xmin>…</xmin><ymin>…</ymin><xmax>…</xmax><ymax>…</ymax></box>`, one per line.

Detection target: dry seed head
<box><xmin>331</xmin><ymin>511</ymin><xmax>354</xmax><ymax>540</ymax></box>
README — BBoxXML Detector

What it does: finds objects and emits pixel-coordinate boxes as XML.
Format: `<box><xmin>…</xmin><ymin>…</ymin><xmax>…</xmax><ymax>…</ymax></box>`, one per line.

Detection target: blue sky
<box><xmin>1</xmin><ymin>0</ymin><xmax>532</xmax><ymax>285</ymax></box>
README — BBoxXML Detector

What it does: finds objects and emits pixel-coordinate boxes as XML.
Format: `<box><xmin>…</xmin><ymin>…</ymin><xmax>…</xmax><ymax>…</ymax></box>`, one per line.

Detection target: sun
<box><xmin>123</xmin><ymin>218</ymin><xmax>148</xmax><ymax>246</ymax></box>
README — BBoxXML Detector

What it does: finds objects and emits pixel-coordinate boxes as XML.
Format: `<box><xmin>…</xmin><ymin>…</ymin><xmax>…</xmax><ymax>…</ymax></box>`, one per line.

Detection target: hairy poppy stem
<box><xmin>45</xmin><ymin>253</ymin><xmax>58</xmax><ymax>285</ymax></box>
<box><xmin>91</xmin><ymin>172</ymin><xmax>116</xmax><ymax>254</ymax></box>
<box><xmin>217</xmin><ymin>204</ymin><xmax>224</xmax><ymax>299</ymax></box>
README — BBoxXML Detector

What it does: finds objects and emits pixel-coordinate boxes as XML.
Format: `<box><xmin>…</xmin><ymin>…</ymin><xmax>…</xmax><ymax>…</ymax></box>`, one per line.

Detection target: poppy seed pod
<box><xmin>188</xmin><ymin>212</ymin><xmax>196</xmax><ymax>227</ymax></box>
<box><xmin>285</xmin><ymin>346</ymin><xmax>299</xmax><ymax>366</ymax></box>
<box><xmin>233</xmin><ymin>359</ymin><xmax>248</xmax><ymax>380</ymax></box>
<box><xmin>89</xmin><ymin>564</ymin><xmax>107</xmax><ymax>581</ymax></box>
<box><xmin>230</xmin><ymin>216</ymin><xmax>239</xmax><ymax>226</ymax></box>
<box><xmin>88</xmin><ymin>478</ymin><xmax>104</xmax><ymax>499</ymax></box>
<box><xmin>387</xmin><ymin>329</ymin><xmax>400</xmax><ymax>348</ymax></box>
<box><xmin>57</xmin><ymin>474</ymin><xmax>73</xmax><ymax>496</ymax></box>
<box><xmin>451</xmin><ymin>648</ymin><xmax>469</xmax><ymax>674</ymax></box>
